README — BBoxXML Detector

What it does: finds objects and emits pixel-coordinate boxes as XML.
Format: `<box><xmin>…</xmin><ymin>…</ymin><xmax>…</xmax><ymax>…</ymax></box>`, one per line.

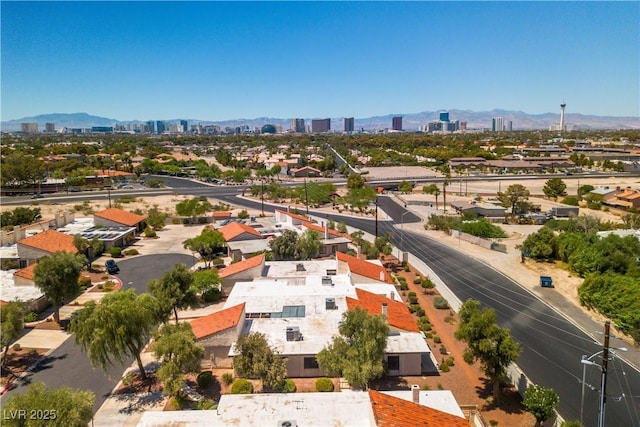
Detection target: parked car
<box><xmin>105</xmin><ymin>259</ymin><xmax>120</xmax><ymax>274</ymax></box>
<box><xmin>30</xmin><ymin>193</ymin><xmax>44</xmax><ymax>199</ymax></box>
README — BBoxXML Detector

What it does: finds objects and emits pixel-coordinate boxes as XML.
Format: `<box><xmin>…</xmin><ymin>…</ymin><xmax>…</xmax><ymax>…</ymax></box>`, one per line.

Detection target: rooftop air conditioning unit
<box><xmin>286</xmin><ymin>326</ymin><xmax>301</xmax><ymax>342</ymax></box>
<box><xmin>296</xmin><ymin>263</ymin><xmax>305</xmax><ymax>272</ymax></box>
<box><xmin>325</xmin><ymin>298</ymin><xmax>337</xmax><ymax>310</ymax></box>
<box><xmin>278</xmin><ymin>421</ymin><xmax>297</xmax><ymax>427</ymax></box>
<box><xmin>321</xmin><ymin>276</ymin><xmax>332</xmax><ymax>285</ymax></box>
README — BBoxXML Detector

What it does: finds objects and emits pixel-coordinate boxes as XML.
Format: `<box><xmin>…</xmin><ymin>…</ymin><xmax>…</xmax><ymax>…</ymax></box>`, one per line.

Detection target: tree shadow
<box><xmin>369</xmin><ymin>376</ymin><xmax>409</xmax><ymax>391</ymax></box>
<box><xmin>114</xmin><ymin>391</ymin><xmax>165</xmax><ymax>415</ymax></box>
<box><xmin>475</xmin><ymin>378</ymin><xmax>525</xmax><ymax>415</ymax></box>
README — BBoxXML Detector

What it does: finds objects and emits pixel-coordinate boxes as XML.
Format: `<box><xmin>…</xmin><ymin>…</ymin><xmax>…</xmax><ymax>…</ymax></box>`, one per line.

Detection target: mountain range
<box><xmin>2</xmin><ymin>110</ymin><xmax>639</xmax><ymax>132</ymax></box>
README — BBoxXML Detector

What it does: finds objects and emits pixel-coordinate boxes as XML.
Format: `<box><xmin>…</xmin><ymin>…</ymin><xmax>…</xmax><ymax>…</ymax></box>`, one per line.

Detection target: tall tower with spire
<box><xmin>560</xmin><ymin>100</ymin><xmax>566</xmax><ymax>132</ymax></box>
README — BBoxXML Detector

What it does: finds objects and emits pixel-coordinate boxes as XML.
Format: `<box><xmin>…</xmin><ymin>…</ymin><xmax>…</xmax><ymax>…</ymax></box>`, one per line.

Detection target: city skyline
<box><xmin>1</xmin><ymin>2</ymin><xmax>639</xmax><ymax>121</ymax></box>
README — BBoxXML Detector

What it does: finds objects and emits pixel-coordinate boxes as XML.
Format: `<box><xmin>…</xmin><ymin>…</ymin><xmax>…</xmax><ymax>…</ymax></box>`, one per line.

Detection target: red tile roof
<box><xmin>337</xmin><ymin>251</ymin><xmax>392</xmax><ymax>284</ymax></box>
<box><xmin>347</xmin><ymin>288</ymin><xmax>419</xmax><ymax>333</ymax></box>
<box><xmin>18</xmin><ymin>230</ymin><xmax>78</xmax><ymax>254</ymax></box>
<box><xmin>219</xmin><ymin>222</ymin><xmax>264</xmax><ymax>241</ymax></box>
<box><xmin>14</xmin><ymin>263</ymin><xmax>37</xmax><ymax>280</ymax></box>
<box><xmin>368</xmin><ymin>389</ymin><xmax>468</xmax><ymax>427</ymax></box>
<box><xmin>94</xmin><ymin>207</ymin><xmax>147</xmax><ymax>227</ymax></box>
<box><xmin>212</xmin><ymin>211</ymin><xmax>232</xmax><ymax>219</ymax></box>
<box><xmin>190</xmin><ymin>303</ymin><xmax>245</xmax><ymax>340</ymax></box>
<box><xmin>302</xmin><ymin>221</ymin><xmax>348</xmax><ymax>239</ymax></box>
<box><xmin>275</xmin><ymin>209</ymin><xmax>309</xmax><ymax>222</ymax></box>
<box><xmin>219</xmin><ymin>253</ymin><xmax>265</xmax><ymax>278</ymax></box>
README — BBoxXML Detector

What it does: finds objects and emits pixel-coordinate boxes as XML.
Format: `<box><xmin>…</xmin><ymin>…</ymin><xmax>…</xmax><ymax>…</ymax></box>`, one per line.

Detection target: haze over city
<box><xmin>2</xmin><ymin>1</ymin><xmax>638</xmax><ymax>122</ymax></box>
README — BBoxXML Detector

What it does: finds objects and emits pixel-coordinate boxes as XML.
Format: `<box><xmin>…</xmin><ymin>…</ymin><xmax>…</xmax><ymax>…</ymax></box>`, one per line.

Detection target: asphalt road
<box><xmin>4</xmin><ymin>254</ymin><xmax>194</xmax><ymax>413</ymax></box>
<box><xmin>206</xmin><ymin>190</ymin><xmax>640</xmax><ymax>426</ymax></box>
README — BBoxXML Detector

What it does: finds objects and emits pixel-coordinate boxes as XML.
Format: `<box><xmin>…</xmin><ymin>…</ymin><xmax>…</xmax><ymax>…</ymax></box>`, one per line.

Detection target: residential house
<box><xmin>301</xmin><ymin>221</ymin><xmax>351</xmax><ymax>257</ymax></box>
<box><xmin>190</xmin><ymin>303</ymin><xmax>245</xmax><ymax>364</ymax></box>
<box><xmin>613</xmin><ymin>187</ymin><xmax>640</xmax><ymax>209</ymax></box>
<box><xmin>336</xmin><ymin>251</ymin><xmax>393</xmax><ymax>284</ymax></box>
<box><xmin>94</xmin><ymin>207</ymin><xmax>147</xmax><ymax>233</ymax></box>
<box><xmin>290</xmin><ymin>166</ymin><xmax>321</xmax><ymax>178</ymax></box>
<box><xmin>218</xmin><ymin>253</ymin><xmax>267</xmax><ymax>293</ymax></box>
<box><xmin>218</xmin><ymin>222</ymin><xmax>267</xmax><ymax>261</ymax></box>
<box><xmin>211</xmin><ymin>211</ymin><xmax>232</xmax><ymax>222</ymax></box>
<box><xmin>16</xmin><ymin>229</ymin><xmax>78</xmax><ymax>263</ymax></box>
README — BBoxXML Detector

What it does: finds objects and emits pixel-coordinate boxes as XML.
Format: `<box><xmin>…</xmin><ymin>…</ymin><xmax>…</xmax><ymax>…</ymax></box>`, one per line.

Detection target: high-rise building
<box><xmin>44</xmin><ymin>123</ymin><xmax>55</xmax><ymax>133</ymax></box>
<box><xmin>180</xmin><ymin>120</ymin><xmax>189</xmax><ymax>133</ymax></box>
<box><xmin>344</xmin><ymin>117</ymin><xmax>355</xmax><ymax>133</ymax></box>
<box><xmin>439</xmin><ymin>112</ymin><xmax>449</xmax><ymax>122</ymax></box>
<box><xmin>560</xmin><ymin>100</ymin><xmax>566</xmax><ymax>132</ymax></box>
<box><xmin>311</xmin><ymin>119</ymin><xmax>331</xmax><ymax>133</ymax></box>
<box><xmin>21</xmin><ymin>123</ymin><xmax>38</xmax><ymax>134</ymax></box>
<box><xmin>145</xmin><ymin>121</ymin><xmax>155</xmax><ymax>133</ymax></box>
<box><xmin>506</xmin><ymin>121</ymin><xmax>513</xmax><ymax>132</ymax></box>
<box><xmin>492</xmin><ymin>117</ymin><xmax>504</xmax><ymax>132</ymax></box>
<box><xmin>156</xmin><ymin>121</ymin><xmax>167</xmax><ymax>134</ymax></box>
<box><xmin>392</xmin><ymin>116</ymin><xmax>403</xmax><ymax>131</ymax></box>
<box><xmin>291</xmin><ymin>118</ymin><xmax>305</xmax><ymax>133</ymax></box>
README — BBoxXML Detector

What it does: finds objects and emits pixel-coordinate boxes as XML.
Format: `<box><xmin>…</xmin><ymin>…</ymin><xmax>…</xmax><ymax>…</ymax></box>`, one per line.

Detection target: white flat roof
<box><xmin>382</xmin><ymin>390</ymin><xmax>465</xmax><ymax>418</ymax></box>
<box><xmin>0</xmin><ymin>269</ymin><xmax>44</xmax><ymax>303</ymax></box>
<box><xmin>226</xmin><ymin>239</ymin><xmax>271</xmax><ymax>253</ymax></box>
<box><xmin>137</xmin><ymin>392</ymin><xmax>375</xmax><ymax>427</ymax></box>
<box><xmin>264</xmin><ymin>259</ymin><xmax>338</xmax><ymax>277</ymax></box>
<box><xmin>386</xmin><ymin>332</ymin><xmax>431</xmax><ymax>354</ymax></box>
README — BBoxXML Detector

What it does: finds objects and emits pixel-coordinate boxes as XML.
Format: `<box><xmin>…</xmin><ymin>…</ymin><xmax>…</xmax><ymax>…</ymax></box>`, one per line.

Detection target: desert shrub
<box><xmin>419</xmin><ymin>321</ymin><xmax>432</xmax><ymax>332</ymax></box>
<box><xmin>421</xmin><ymin>277</ymin><xmax>435</xmax><ymax>290</ymax></box>
<box><xmin>446</xmin><ymin>357</ymin><xmax>455</xmax><ymax>366</ymax></box>
<box><xmin>281</xmin><ymin>379</ymin><xmax>296</xmax><ymax>393</ymax></box>
<box><xmin>12</xmin><ymin>343</ymin><xmax>21</xmax><ymax>351</ymax></box>
<box><xmin>194</xmin><ymin>398</ymin><xmax>217</xmax><ymax>410</ymax></box>
<box><xmin>408</xmin><ymin>305</ymin><xmax>417</xmax><ymax>313</ymax></box>
<box><xmin>122</xmin><ymin>372</ymin><xmax>136</xmax><ymax>386</ymax></box>
<box><xmin>413</xmin><ymin>277</ymin><xmax>422</xmax><ymax>284</ymax></box>
<box><xmin>231</xmin><ymin>378</ymin><xmax>253</xmax><ymax>394</ymax></box>
<box><xmin>1</xmin><ymin>259</ymin><xmax>19</xmax><ymax>270</ymax></box>
<box><xmin>433</xmin><ymin>336</ymin><xmax>441</xmax><ymax>344</ymax></box>
<box><xmin>403</xmin><ymin>264</ymin><xmax>411</xmax><ymax>272</ymax></box>
<box><xmin>78</xmin><ymin>275</ymin><xmax>92</xmax><ymax>289</ymax></box>
<box><xmin>202</xmin><ymin>287</ymin><xmax>222</xmax><ymax>303</ymax></box>
<box><xmin>197</xmin><ymin>371</ymin><xmax>214</xmax><ymax>389</ymax></box>
<box><xmin>144</xmin><ymin>228</ymin><xmax>157</xmax><ymax>238</ymax></box>
<box><xmin>315</xmin><ymin>378</ymin><xmax>334</xmax><ymax>392</ymax></box>
<box><xmin>419</xmin><ymin>315</ymin><xmax>429</xmax><ymax>323</ymax></box>
<box><xmin>415</xmin><ymin>308</ymin><xmax>425</xmax><ymax>317</ymax></box>
<box><xmin>397</xmin><ymin>277</ymin><xmax>407</xmax><ymax>285</ymax></box>
<box><xmin>123</xmin><ymin>249</ymin><xmax>139</xmax><ymax>256</ymax></box>
<box><xmin>439</xmin><ymin>362</ymin><xmax>450</xmax><ymax>372</ymax></box>
<box><xmin>237</xmin><ymin>209</ymin><xmax>249</xmax><ymax>219</ymax></box>
<box><xmin>439</xmin><ymin>346</ymin><xmax>448</xmax><ymax>355</ymax></box>
<box><xmin>108</xmin><ymin>247</ymin><xmax>122</xmax><ymax>258</ymax></box>
<box><xmin>562</xmin><ymin>196</ymin><xmax>580</xmax><ymax>206</ymax></box>
<box><xmin>102</xmin><ymin>281</ymin><xmax>116</xmax><ymax>292</ymax></box>
<box><xmin>408</xmin><ymin>295</ymin><xmax>418</xmax><ymax>304</ymax></box>
<box><xmin>400</xmin><ymin>283</ymin><xmax>409</xmax><ymax>291</ymax></box>
<box><xmin>425</xmin><ymin>332</ymin><xmax>433</xmax><ymax>339</ymax></box>
<box><xmin>212</xmin><ymin>258</ymin><xmax>225</xmax><ymax>266</ymax></box>
<box><xmin>221</xmin><ymin>372</ymin><xmax>234</xmax><ymax>386</ymax></box>
<box><xmin>433</xmin><ymin>296</ymin><xmax>449</xmax><ymax>309</ymax></box>
<box><xmin>23</xmin><ymin>312</ymin><xmax>38</xmax><ymax>323</ymax></box>
<box><xmin>408</xmin><ymin>291</ymin><xmax>416</xmax><ymax>298</ymax></box>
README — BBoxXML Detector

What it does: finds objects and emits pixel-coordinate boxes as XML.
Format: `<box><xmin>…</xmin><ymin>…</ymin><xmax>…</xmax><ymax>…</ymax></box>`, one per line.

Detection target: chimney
<box><xmin>324</xmin><ymin>222</ymin><xmax>329</xmax><ymax>240</ymax></box>
<box><xmin>379</xmin><ymin>271</ymin><xmax>385</xmax><ymax>282</ymax></box>
<box><xmin>411</xmin><ymin>384</ymin><xmax>420</xmax><ymax>403</ymax></box>
<box><xmin>390</xmin><ymin>292</ymin><xmax>395</xmax><ymax>301</ymax></box>
<box><xmin>381</xmin><ymin>303</ymin><xmax>388</xmax><ymax>318</ymax></box>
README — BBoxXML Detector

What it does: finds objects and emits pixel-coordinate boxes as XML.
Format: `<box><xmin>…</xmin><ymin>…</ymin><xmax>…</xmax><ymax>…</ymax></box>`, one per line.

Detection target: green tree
<box><xmin>397</xmin><ymin>180</ymin><xmax>414</xmax><ymax>193</ymax></box>
<box><xmin>316</xmin><ymin>307</ymin><xmax>389</xmax><ymax>390</ymax></box>
<box><xmin>422</xmin><ymin>184</ymin><xmax>441</xmax><ymax>209</ymax></box>
<box><xmin>519</xmin><ymin>227</ymin><xmax>557</xmax><ymax>260</ymax></box>
<box><xmin>269</xmin><ymin>229</ymin><xmax>299</xmax><ymax>260</ymax></box>
<box><xmin>1</xmin><ymin>301</ymin><xmax>24</xmax><ymax>368</ymax></box>
<box><xmin>346</xmin><ymin>173</ymin><xmax>366</xmax><ymax>189</ymax></box>
<box><xmin>497</xmin><ymin>184</ymin><xmax>530</xmax><ymax>215</ymax></box>
<box><xmin>295</xmin><ymin>229</ymin><xmax>322</xmax><ymax>260</ymax></box>
<box><xmin>69</xmin><ymin>289</ymin><xmax>159</xmax><ymax>380</ymax></box>
<box><xmin>72</xmin><ymin>235</ymin><xmax>90</xmax><ymax>259</ymax></box>
<box><xmin>183</xmin><ymin>229</ymin><xmax>226</xmax><ymax>268</ymax></box>
<box><xmin>577</xmin><ymin>184</ymin><xmax>595</xmax><ymax>198</ymax></box>
<box><xmin>191</xmin><ymin>269</ymin><xmax>222</xmax><ymax>296</ymax></box>
<box><xmin>233</xmin><ymin>332</ymin><xmax>288</xmax><ymax>391</ymax></box>
<box><xmin>148</xmin><ymin>264</ymin><xmax>198</xmax><ymax>325</ymax></box>
<box><xmin>33</xmin><ymin>251</ymin><xmax>87</xmax><ymax>323</ymax></box>
<box><xmin>1</xmin><ymin>382</ymin><xmax>94</xmax><ymax>427</ymax></box>
<box><xmin>152</xmin><ymin>322</ymin><xmax>204</xmax><ymax>397</ymax></box>
<box><xmin>522</xmin><ymin>384</ymin><xmax>559</xmax><ymax>426</ymax></box>
<box><xmin>542</xmin><ymin>178</ymin><xmax>567</xmax><ymax>200</ymax></box>
<box><xmin>175</xmin><ymin>197</ymin><xmax>213</xmax><ymax>224</ymax></box>
<box><xmin>454</xmin><ymin>299</ymin><xmax>521</xmax><ymax>402</ymax></box>
<box><xmin>91</xmin><ymin>237</ymin><xmax>105</xmax><ymax>260</ymax></box>
<box><xmin>146</xmin><ymin>205</ymin><xmax>168</xmax><ymax>230</ymax></box>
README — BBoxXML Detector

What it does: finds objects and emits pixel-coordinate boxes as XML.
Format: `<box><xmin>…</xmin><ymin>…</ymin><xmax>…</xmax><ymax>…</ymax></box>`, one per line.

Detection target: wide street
<box><xmin>3</xmin><ymin>254</ymin><xmax>194</xmax><ymax>413</ymax></box>
<box><xmin>2</xmin><ymin>174</ymin><xmax>639</xmax><ymax>426</ymax></box>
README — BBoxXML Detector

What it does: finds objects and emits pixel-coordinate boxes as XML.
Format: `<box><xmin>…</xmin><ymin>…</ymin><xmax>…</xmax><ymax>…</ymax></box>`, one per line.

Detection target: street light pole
<box><xmin>400</xmin><ymin>211</ymin><xmax>410</xmax><ymax>256</ymax></box>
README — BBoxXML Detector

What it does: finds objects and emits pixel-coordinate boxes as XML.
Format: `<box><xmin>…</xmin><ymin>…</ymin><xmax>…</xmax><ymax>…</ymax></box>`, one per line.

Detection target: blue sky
<box><xmin>2</xmin><ymin>1</ymin><xmax>638</xmax><ymax>121</ymax></box>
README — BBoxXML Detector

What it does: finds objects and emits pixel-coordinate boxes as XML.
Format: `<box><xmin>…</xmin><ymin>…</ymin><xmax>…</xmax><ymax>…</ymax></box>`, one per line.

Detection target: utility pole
<box><xmin>304</xmin><ymin>179</ymin><xmax>309</xmax><ymax>215</ymax></box>
<box><xmin>374</xmin><ymin>197</ymin><xmax>379</xmax><ymax>239</ymax></box>
<box><xmin>599</xmin><ymin>321</ymin><xmax>611</xmax><ymax>427</ymax></box>
<box><xmin>260</xmin><ymin>179</ymin><xmax>264</xmax><ymax>216</ymax></box>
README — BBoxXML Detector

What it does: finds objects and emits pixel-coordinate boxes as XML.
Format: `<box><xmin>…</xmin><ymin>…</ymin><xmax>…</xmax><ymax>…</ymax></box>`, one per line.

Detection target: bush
<box><xmin>433</xmin><ymin>296</ymin><xmax>449</xmax><ymax>309</ymax></box>
<box><xmin>221</xmin><ymin>372</ymin><xmax>234</xmax><ymax>386</ymax></box>
<box><xmin>408</xmin><ymin>291</ymin><xmax>416</xmax><ymax>297</ymax></box>
<box><xmin>194</xmin><ymin>398</ymin><xmax>217</xmax><ymax>410</ymax></box>
<box><xmin>281</xmin><ymin>379</ymin><xmax>296</xmax><ymax>393</ymax></box>
<box><xmin>202</xmin><ymin>287</ymin><xmax>222</xmax><ymax>303</ymax></box>
<box><xmin>108</xmin><ymin>247</ymin><xmax>122</xmax><ymax>258</ymax></box>
<box><xmin>400</xmin><ymin>283</ymin><xmax>409</xmax><ymax>291</ymax></box>
<box><xmin>123</xmin><ymin>249</ymin><xmax>139</xmax><ymax>256</ymax></box>
<box><xmin>212</xmin><ymin>258</ymin><xmax>225</xmax><ymax>266</ymax></box>
<box><xmin>562</xmin><ymin>196</ymin><xmax>580</xmax><ymax>206</ymax></box>
<box><xmin>315</xmin><ymin>378</ymin><xmax>334</xmax><ymax>392</ymax></box>
<box><xmin>446</xmin><ymin>357</ymin><xmax>455</xmax><ymax>366</ymax></box>
<box><xmin>408</xmin><ymin>295</ymin><xmax>418</xmax><ymax>304</ymax></box>
<box><xmin>197</xmin><ymin>371</ymin><xmax>214</xmax><ymax>389</ymax></box>
<box><xmin>231</xmin><ymin>378</ymin><xmax>253</xmax><ymax>394</ymax></box>
<box><xmin>12</xmin><ymin>343</ymin><xmax>21</xmax><ymax>351</ymax></box>
<box><xmin>78</xmin><ymin>275</ymin><xmax>92</xmax><ymax>289</ymax></box>
<box><xmin>415</xmin><ymin>308</ymin><xmax>425</xmax><ymax>317</ymax></box>
<box><xmin>433</xmin><ymin>336</ymin><xmax>441</xmax><ymax>344</ymax></box>
<box><xmin>403</xmin><ymin>264</ymin><xmax>411</xmax><ymax>272</ymax></box>
<box><xmin>1</xmin><ymin>259</ymin><xmax>19</xmax><ymax>270</ymax></box>
<box><xmin>23</xmin><ymin>312</ymin><xmax>38</xmax><ymax>323</ymax></box>
<box><xmin>439</xmin><ymin>346</ymin><xmax>448</xmax><ymax>355</ymax></box>
<box><xmin>413</xmin><ymin>277</ymin><xmax>422</xmax><ymax>284</ymax></box>
<box><xmin>237</xmin><ymin>209</ymin><xmax>249</xmax><ymax>219</ymax></box>
<box><xmin>439</xmin><ymin>362</ymin><xmax>450</xmax><ymax>372</ymax></box>
<box><xmin>144</xmin><ymin>228</ymin><xmax>157</xmax><ymax>238</ymax></box>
